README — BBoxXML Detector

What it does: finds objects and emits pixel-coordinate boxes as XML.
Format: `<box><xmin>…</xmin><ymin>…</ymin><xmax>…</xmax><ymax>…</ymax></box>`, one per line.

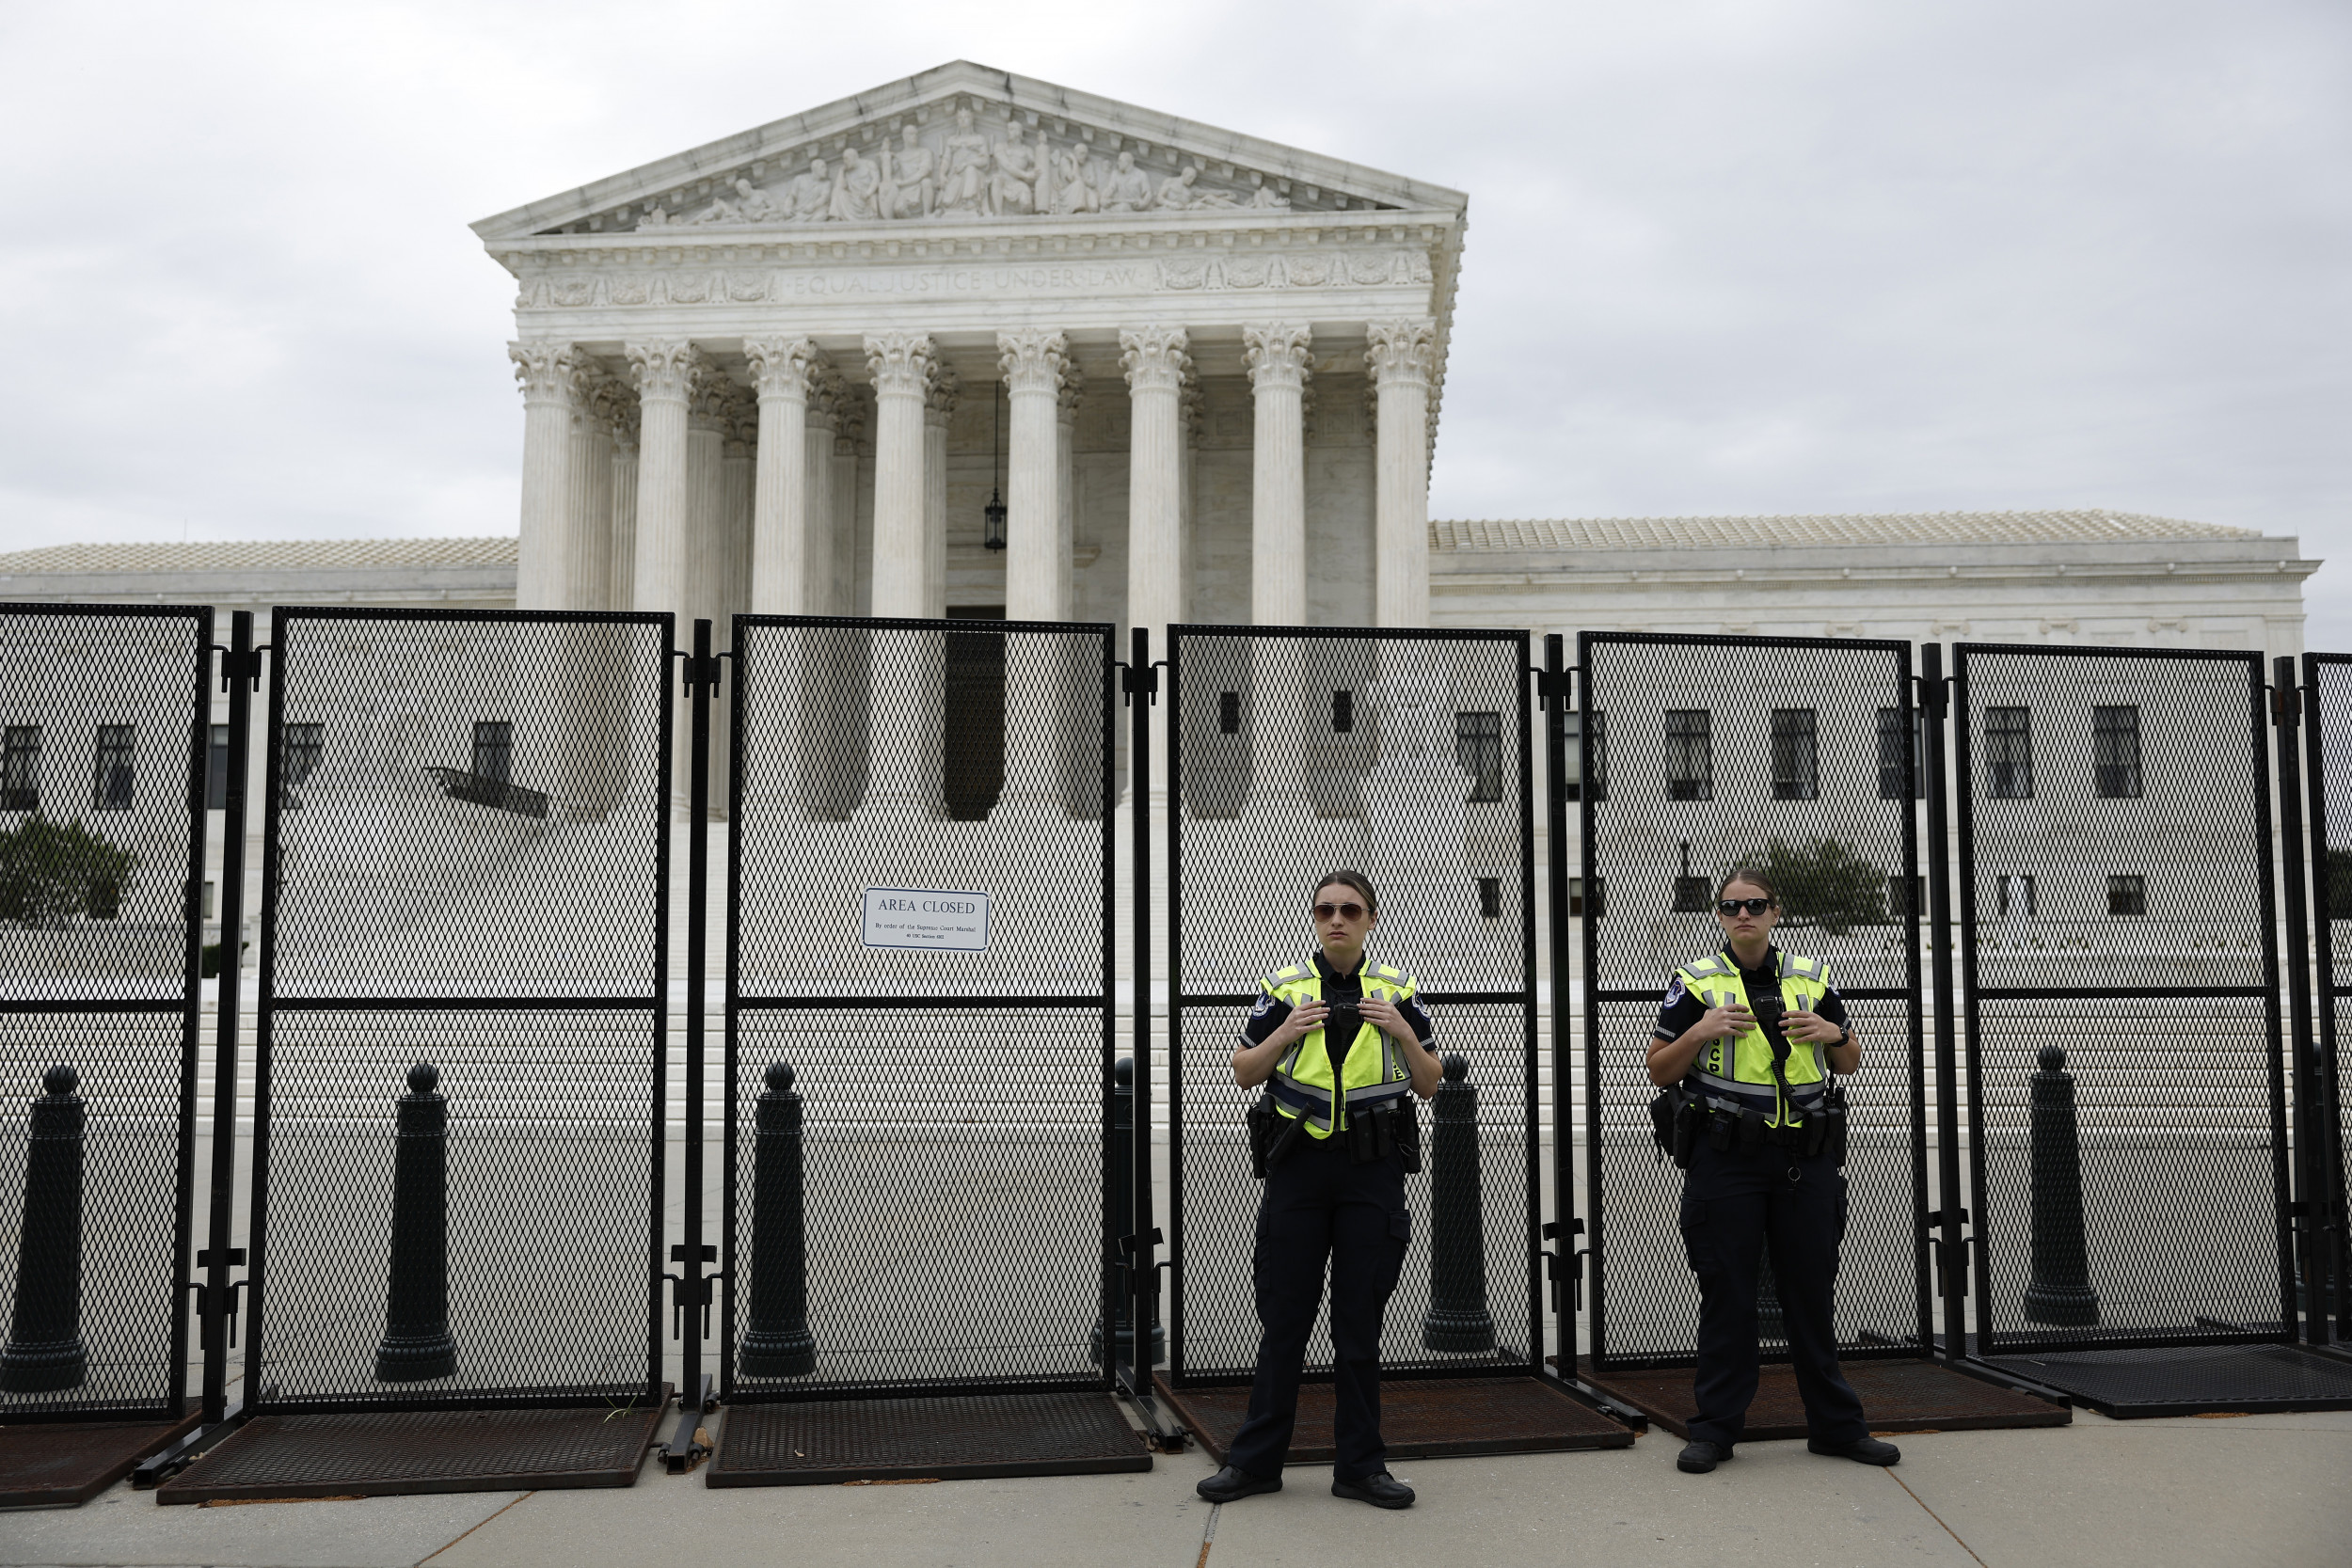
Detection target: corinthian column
<box><xmin>625</xmin><ymin>341</ymin><xmax>697</xmax><ymax>625</ymax></box>
<box><xmin>745</xmin><ymin>337</ymin><xmax>818</xmax><ymax>616</ymax></box>
<box><xmin>864</xmin><ymin>333</ymin><xmax>936</xmax><ymax>620</ymax></box>
<box><xmin>803</xmin><ymin>368</ymin><xmax>840</xmax><ymax>615</ymax></box>
<box><xmin>1056</xmin><ymin>366</ymin><xmax>1082</xmax><ymax>623</ymax></box>
<box><xmin>564</xmin><ymin>357</ymin><xmax>619</xmax><ymax>613</ymax></box>
<box><xmin>998</xmin><ymin>330</ymin><xmax>1069</xmax><ymax>624</ymax></box>
<box><xmin>923</xmin><ymin>368</ymin><xmax>959</xmax><ymax>620</ymax></box>
<box><xmin>1365</xmin><ymin>319</ymin><xmax>1438</xmax><ymax>628</ymax></box>
<box><xmin>685</xmin><ymin>360</ymin><xmax>731</xmax><ymax>641</ymax></box>
<box><xmin>1244</xmin><ymin>326</ymin><xmax>1312</xmax><ymax>626</ymax></box>
<box><xmin>1120</xmin><ymin>326</ymin><xmax>1191</xmax><ymax>652</ymax></box>
<box><xmin>608</xmin><ymin>400</ymin><xmax>641</xmax><ymax>613</ymax></box>
<box><xmin>510</xmin><ymin>341</ymin><xmax>574</xmax><ymax>610</ymax></box>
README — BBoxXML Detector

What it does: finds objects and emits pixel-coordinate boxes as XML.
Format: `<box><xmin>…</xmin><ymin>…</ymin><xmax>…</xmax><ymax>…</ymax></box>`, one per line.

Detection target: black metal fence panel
<box><xmin>723</xmin><ymin>615</ymin><xmax>1118</xmax><ymax>1401</ymax></box>
<box><xmin>2298</xmin><ymin>654</ymin><xmax>2352</xmax><ymax>1341</ymax></box>
<box><xmin>246</xmin><ymin>609</ymin><xmax>673</xmax><ymax>1413</ymax></box>
<box><xmin>1953</xmin><ymin>644</ymin><xmax>2289</xmax><ymax>1354</ymax></box>
<box><xmin>1167</xmin><ymin>626</ymin><xmax>1538</xmax><ymax>1384</ymax></box>
<box><xmin>0</xmin><ymin>605</ymin><xmax>211</xmax><ymax>1421</ymax></box>
<box><xmin>1579</xmin><ymin>633</ymin><xmax>1926</xmax><ymax>1370</ymax></box>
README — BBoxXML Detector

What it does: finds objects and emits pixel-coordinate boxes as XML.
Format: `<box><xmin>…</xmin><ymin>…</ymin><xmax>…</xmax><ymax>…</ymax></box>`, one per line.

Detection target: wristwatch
<box><xmin>1836</xmin><ymin>1025</ymin><xmax>1853</xmax><ymax>1050</ymax></box>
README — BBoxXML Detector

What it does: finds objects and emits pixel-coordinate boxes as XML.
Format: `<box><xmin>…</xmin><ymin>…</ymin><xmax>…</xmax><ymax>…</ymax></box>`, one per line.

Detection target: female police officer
<box><xmin>1648</xmin><ymin>868</ymin><xmax>1900</xmax><ymax>1474</ymax></box>
<box><xmin>1195</xmin><ymin>869</ymin><xmax>1442</xmax><ymax>1511</ymax></box>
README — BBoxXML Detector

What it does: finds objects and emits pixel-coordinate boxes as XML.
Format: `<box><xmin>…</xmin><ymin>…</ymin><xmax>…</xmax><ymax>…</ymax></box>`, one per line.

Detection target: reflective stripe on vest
<box><xmin>1264</xmin><ymin>958</ymin><xmax>1418</xmax><ymax>1138</ymax></box>
<box><xmin>1676</xmin><ymin>949</ymin><xmax>1832</xmax><ymax>1128</ymax></box>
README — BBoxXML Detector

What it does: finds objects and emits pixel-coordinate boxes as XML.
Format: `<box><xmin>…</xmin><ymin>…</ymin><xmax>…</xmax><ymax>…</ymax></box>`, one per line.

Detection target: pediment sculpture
<box><xmin>638</xmin><ymin>104</ymin><xmax>1297</xmax><ymax>231</ymax></box>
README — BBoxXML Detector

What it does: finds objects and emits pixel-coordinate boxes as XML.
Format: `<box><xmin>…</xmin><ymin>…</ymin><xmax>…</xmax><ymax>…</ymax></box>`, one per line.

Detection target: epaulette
<box><xmin>1267</xmin><ymin>964</ymin><xmax>1311</xmax><ymax>986</ymax></box>
<box><xmin>1681</xmin><ymin>955</ymin><xmax>1731</xmax><ymax>980</ymax></box>
<box><xmin>1780</xmin><ymin>954</ymin><xmax>1824</xmax><ymax>981</ymax></box>
<box><xmin>1368</xmin><ymin>962</ymin><xmax>1407</xmax><ymax>984</ymax></box>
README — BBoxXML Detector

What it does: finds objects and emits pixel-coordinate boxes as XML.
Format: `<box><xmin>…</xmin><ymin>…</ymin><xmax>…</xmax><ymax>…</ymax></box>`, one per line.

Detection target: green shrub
<box><xmin>1754</xmin><ymin>835</ymin><xmax>1884</xmax><ymax>937</ymax></box>
<box><xmin>0</xmin><ymin>815</ymin><xmax>138</xmax><ymax>927</ymax></box>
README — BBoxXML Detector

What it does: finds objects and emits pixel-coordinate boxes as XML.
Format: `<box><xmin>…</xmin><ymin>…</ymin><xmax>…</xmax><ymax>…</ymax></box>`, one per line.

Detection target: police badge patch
<box><xmin>1250</xmin><ymin>993</ymin><xmax>1279</xmax><ymax>1019</ymax></box>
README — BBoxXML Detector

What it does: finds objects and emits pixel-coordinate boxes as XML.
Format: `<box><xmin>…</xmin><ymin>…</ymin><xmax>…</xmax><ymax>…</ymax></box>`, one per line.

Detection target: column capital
<box><xmin>687</xmin><ymin>355</ymin><xmax>733</xmax><ymax>432</ymax></box>
<box><xmin>1363</xmin><ymin>319</ymin><xmax>1438</xmax><ymax>389</ymax></box>
<box><xmin>626</xmin><ymin>341</ymin><xmax>700</xmax><ymax>404</ymax></box>
<box><xmin>744</xmin><ymin>336</ymin><xmax>821</xmax><ymax>402</ymax></box>
<box><xmin>723</xmin><ymin>382</ymin><xmax>760</xmax><ymax>454</ymax></box>
<box><xmin>1057</xmin><ymin>359</ymin><xmax>1086</xmax><ymax>417</ymax></box>
<box><xmin>1242</xmin><ymin>325</ymin><xmax>1314</xmax><ymax>392</ymax></box>
<box><xmin>510</xmin><ymin>341</ymin><xmax>574</xmax><ymax>404</ymax></box>
<box><xmin>863</xmin><ymin>332</ymin><xmax>938</xmax><ymax>399</ymax></box>
<box><xmin>997</xmin><ymin>329</ymin><xmax>1072</xmax><ymax>397</ymax></box>
<box><xmin>925</xmin><ymin>364</ymin><xmax>961</xmax><ymax>422</ymax></box>
<box><xmin>1119</xmin><ymin>325</ymin><xmax>1192</xmax><ymax>393</ymax></box>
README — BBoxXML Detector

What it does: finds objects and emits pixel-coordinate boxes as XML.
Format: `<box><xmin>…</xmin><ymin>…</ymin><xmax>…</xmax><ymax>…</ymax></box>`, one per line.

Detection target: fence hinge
<box><xmin>1918</xmin><ymin>673</ymin><xmax>1949</xmax><ymax>721</ymax></box>
<box><xmin>215</xmin><ymin>644</ymin><xmax>267</xmax><ymax>693</ymax></box>
<box><xmin>1539</xmin><ymin>1219</ymin><xmax>1586</xmax><ymax>1312</ymax></box>
<box><xmin>1533</xmin><ymin>668</ymin><xmax>1572</xmax><ymax>710</ymax></box>
<box><xmin>679</xmin><ymin>652</ymin><xmax>725</xmax><ymax>696</ymax></box>
<box><xmin>1120</xmin><ymin>660</ymin><xmax>1162</xmax><ymax>704</ymax></box>
<box><xmin>2269</xmin><ymin>683</ymin><xmax>2301</xmax><ymax>725</ymax></box>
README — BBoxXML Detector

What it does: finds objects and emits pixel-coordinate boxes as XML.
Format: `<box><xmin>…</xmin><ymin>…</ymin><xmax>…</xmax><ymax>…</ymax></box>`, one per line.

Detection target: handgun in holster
<box><xmin>1247</xmin><ymin>1091</ymin><xmax>1303</xmax><ymax>1179</ymax></box>
<box><xmin>1648</xmin><ymin>1085</ymin><xmax>1703</xmax><ymax>1170</ymax></box>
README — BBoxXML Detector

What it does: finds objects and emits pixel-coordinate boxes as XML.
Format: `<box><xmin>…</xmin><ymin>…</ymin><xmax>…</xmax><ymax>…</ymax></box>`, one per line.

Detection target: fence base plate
<box><xmin>1577</xmin><ymin>1356</ymin><xmax>2068</xmax><ymax>1439</ymax></box>
<box><xmin>707</xmin><ymin>1392</ymin><xmax>1150</xmax><ymax>1486</ymax></box>
<box><xmin>0</xmin><ymin>1409</ymin><xmax>204</xmax><ymax>1508</ymax></box>
<box><xmin>154</xmin><ymin>1392</ymin><xmax>670</xmax><ymax>1503</ymax></box>
<box><xmin>1978</xmin><ymin>1341</ymin><xmax>2352</xmax><ymax>1418</ymax></box>
<box><xmin>1152</xmin><ymin>1373</ymin><xmax>1632</xmax><ymax>1463</ymax></box>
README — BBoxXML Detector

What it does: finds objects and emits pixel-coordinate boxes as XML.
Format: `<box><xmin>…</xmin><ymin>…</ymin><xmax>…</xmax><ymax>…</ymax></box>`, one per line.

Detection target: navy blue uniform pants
<box><xmin>1680</xmin><ymin>1137</ymin><xmax>1869</xmax><ymax>1449</ymax></box>
<box><xmin>1225</xmin><ymin>1135</ymin><xmax>1409</xmax><ymax>1482</ymax></box>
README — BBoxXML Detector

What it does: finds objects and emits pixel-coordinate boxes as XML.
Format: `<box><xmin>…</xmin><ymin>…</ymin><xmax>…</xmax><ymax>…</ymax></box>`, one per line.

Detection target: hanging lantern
<box><xmin>982</xmin><ymin>378</ymin><xmax>1008</xmax><ymax>551</ymax></box>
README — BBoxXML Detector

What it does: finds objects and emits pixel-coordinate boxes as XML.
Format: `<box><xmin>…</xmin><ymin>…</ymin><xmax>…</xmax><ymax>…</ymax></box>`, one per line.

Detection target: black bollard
<box><xmin>1756</xmin><ymin>1249</ymin><xmax>1785</xmax><ymax>1337</ymax></box>
<box><xmin>374</xmin><ymin>1062</ymin><xmax>457</xmax><ymax>1381</ymax></box>
<box><xmin>739</xmin><ymin>1061</ymin><xmax>816</xmax><ymax>1377</ymax></box>
<box><xmin>2024</xmin><ymin>1045</ymin><xmax>2100</xmax><ymax>1326</ymax></box>
<box><xmin>1422</xmin><ymin>1053</ymin><xmax>1496</xmax><ymax>1353</ymax></box>
<box><xmin>1091</xmin><ymin>1057</ymin><xmax>1166</xmax><ymax>1366</ymax></box>
<box><xmin>1</xmin><ymin>1065</ymin><xmax>87</xmax><ymax>1392</ymax></box>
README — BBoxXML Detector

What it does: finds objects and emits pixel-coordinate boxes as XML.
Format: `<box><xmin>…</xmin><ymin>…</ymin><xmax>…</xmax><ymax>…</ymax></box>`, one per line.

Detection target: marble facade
<box><xmin>474</xmin><ymin>61</ymin><xmax>1462</xmax><ymax>657</ymax></box>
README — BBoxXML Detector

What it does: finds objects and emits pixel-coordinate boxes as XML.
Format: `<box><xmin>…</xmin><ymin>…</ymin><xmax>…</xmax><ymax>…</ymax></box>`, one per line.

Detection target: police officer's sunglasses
<box><xmin>1314</xmin><ymin>901</ymin><xmax>1368</xmax><ymax>921</ymax></box>
<box><xmin>1716</xmin><ymin>897</ymin><xmax>1773</xmax><ymax>916</ymax></box>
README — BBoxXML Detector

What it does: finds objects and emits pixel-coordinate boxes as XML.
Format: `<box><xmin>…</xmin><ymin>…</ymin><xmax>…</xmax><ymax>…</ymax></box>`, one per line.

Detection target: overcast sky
<box><xmin>4</xmin><ymin>2</ymin><xmax>2345</xmax><ymax>638</ymax></box>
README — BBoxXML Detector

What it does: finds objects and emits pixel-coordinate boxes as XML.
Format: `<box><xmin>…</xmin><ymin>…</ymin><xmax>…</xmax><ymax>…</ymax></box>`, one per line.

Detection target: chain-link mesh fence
<box><xmin>2297</xmin><ymin>654</ymin><xmax>2352</xmax><ymax>1342</ymax></box>
<box><xmin>1166</xmin><ymin>626</ymin><xmax>1538</xmax><ymax>1384</ymax></box>
<box><xmin>1579</xmin><ymin>633</ymin><xmax>1927</xmax><ymax>1370</ymax></box>
<box><xmin>0</xmin><ymin>606</ymin><xmax>210</xmax><ymax>1420</ymax></box>
<box><xmin>723</xmin><ymin>616</ymin><xmax>1117</xmax><ymax>1401</ymax></box>
<box><xmin>247</xmin><ymin>609</ymin><xmax>672</xmax><ymax>1412</ymax></box>
<box><xmin>1954</xmin><ymin>645</ymin><xmax>2290</xmax><ymax>1354</ymax></box>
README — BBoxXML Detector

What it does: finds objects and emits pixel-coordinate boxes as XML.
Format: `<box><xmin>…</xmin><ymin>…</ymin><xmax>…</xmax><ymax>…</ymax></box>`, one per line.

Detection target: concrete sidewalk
<box><xmin>4</xmin><ymin>1407</ymin><xmax>2345</xmax><ymax>1568</ymax></box>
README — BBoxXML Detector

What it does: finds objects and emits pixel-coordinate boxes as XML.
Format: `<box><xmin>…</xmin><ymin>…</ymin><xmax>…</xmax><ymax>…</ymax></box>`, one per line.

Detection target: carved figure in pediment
<box><xmin>1154</xmin><ymin>166</ymin><xmax>1200</xmax><ymax>210</ymax></box>
<box><xmin>1101</xmin><ymin>150</ymin><xmax>1152</xmax><ymax>213</ymax></box>
<box><xmin>880</xmin><ymin>124</ymin><xmax>935</xmax><ymax>219</ymax></box>
<box><xmin>1045</xmin><ymin>141</ymin><xmax>1099</xmax><ymax>215</ymax></box>
<box><xmin>1248</xmin><ymin>172</ymin><xmax>1291</xmax><ymax>210</ymax></box>
<box><xmin>783</xmin><ymin>158</ymin><xmax>834</xmax><ymax>222</ymax></box>
<box><xmin>939</xmin><ymin>108</ymin><xmax>992</xmax><ymax>215</ymax></box>
<box><xmin>727</xmin><ymin>176</ymin><xmax>787</xmax><ymax>223</ymax></box>
<box><xmin>991</xmin><ymin>126</ymin><xmax>1041</xmax><ymax>216</ymax></box>
<box><xmin>688</xmin><ymin>193</ymin><xmax>744</xmax><ymax>225</ymax></box>
<box><xmin>635</xmin><ymin>205</ymin><xmax>675</xmax><ymax>230</ymax></box>
<box><xmin>830</xmin><ymin>147</ymin><xmax>882</xmax><ymax>222</ymax></box>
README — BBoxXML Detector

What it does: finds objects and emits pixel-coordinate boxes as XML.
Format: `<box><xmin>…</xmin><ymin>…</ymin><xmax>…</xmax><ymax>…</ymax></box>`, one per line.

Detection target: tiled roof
<box><xmin>1432</xmin><ymin>509</ymin><xmax>2260</xmax><ymax>552</ymax></box>
<box><xmin>0</xmin><ymin>537</ymin><xmax>519</xmax><ymax>574</ymax></box>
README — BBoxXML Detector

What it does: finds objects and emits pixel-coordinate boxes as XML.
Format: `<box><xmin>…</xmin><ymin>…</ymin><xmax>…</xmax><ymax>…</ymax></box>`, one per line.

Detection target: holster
<box><xmin>1649</xmin><ymin>1086</ymin><xmax>1703</xmax><ymax>1170</ymax></box>
<box><xmin>1346</xmin><ymin>1099</ymin><xmax>1419</xmax><ymax>1170</ymax></box>
<box><xmin>1809</xmin><ymin>1083</ymin><xmax>1851</xmax><ymax>1166</ymax></box>
<box><xmin>1247</xmin><ymin>1092</ymin><xmax>1303</xmax><ymax>1179</ymax></box>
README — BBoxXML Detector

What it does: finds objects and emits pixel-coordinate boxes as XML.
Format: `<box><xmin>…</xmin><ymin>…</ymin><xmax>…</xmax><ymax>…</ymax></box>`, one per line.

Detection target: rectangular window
<box><xmin>1455</xmin><ymin>711</ymin><xmax>1502</xmax><ymax>803</ymax></box>
<box><xmin>1878</xmin><ymin>706</ymin><xmax>1924</xmax><ymax>800</ymax></box>
<box><xmin>2094</xmin><ymin>705</ymin><xmax>2142</xmax><ymax>799</ymax></box>
<box><xmin>1673</xmin><ymin>877</ymin><xmax>1712</xmax><ymax>913</ymax></box>
<box><xmin>471</xmin><ymin>721</ymin><xmax>513</xmax><ymax>785</ymax></box>
<box><xmin>204</xmin><ymin>880</ymin><xmax>216</xmax><ymax>920</ymax></box>
<box><xmin>1565</xmin><ymin>711</ymin><xmax>1608</xmax><ymax>801</ymax></box>
<box><xmin>1997</xmin><ymin>874</ymin><xmax>2037</xmax><ymax>921</ymax></box>
<box><xmin>1331</xmin><ymin>689</ymin><xmax>1354</xmax><ymax>735</ymax></box>
<box><xmin>1665</xmin><ymin>710</ymin><xmax>1712</xmax><ymax>801</ymax></box>
<box><xmin>3</xmin><ymin>725</ymin><xmax>40</xmax><ymax>811</ymax></box>
<box><xmin>281</xmin><ymin>722</ymin><xmax>324</xmax><ymax>805</ymax></box>
<box><xmin>91</xmin><ymin>724</ymin><xmax>135</xmax><ymax>811</ymax></box>
<box><xmin>1772</xmin><ymin>708</ymin><xmax>1819</xmax><ymax>800</ymax></box>
<box><xmin>1475</xmin><ymin>877</ymin><xmax>1502</xmax><ymax>920</ymax></box>
<box><xmin>1985</xmin><ymin>706</ymin><xmax>2033</xmax><ymax>799</ymax></box>
<box><xmin>2107</xmin><ymin>874</ymin><xmax>2146</xmax><ymax>917</ymax></box>
<box><xmin>1217</xmin><ymin>691</ymin><xmax>1241</xmax><ymax>736</ymax></box>
<box><xmin>206</xmin><ymin>724</ymin><xmax>230</xmax><ymax>810</ymax></box>
<box><xmin>1887</xmin><ymin>875</ymin><xmax>1926</xmax><ymax>920</ymax></box>
<box><xmin>1569</xmin><ymin>878</ymin><xmax>1605</xmax><ymax>919</ymax></box>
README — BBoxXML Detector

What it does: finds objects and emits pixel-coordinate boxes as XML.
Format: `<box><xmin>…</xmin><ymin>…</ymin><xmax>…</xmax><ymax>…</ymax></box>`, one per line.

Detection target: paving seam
<box><xmin>1884</xmin><ymin>1468</ymin><xmax>1987</xmax><ymax>1567</ymax></box>
<box><xmin>416</xmin><ymin>1488</ymin><xmax>537</xmax><ymax>1564</ymax></box>
<box><xmin>1196</xmin><ymin>1499</ymin><xmax>1220</xmax><ymax>1568</ymax></box>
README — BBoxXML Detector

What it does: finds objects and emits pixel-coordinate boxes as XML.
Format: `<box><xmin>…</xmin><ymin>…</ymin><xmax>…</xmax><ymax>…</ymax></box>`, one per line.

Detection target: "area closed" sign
<box><xmin>861</xmin><ymin>887</ymin><xmax>991</xmax><ymax>952</ymax></box>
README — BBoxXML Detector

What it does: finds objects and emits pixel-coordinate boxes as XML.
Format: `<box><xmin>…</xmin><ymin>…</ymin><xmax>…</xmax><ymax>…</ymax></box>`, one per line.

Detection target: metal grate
<box><xmin>1166</xmin><ymin>626</ymin><xmax>1538</xmax><ymax>1383</ymax></box>
<box><xmin>709</xmin><ymin>1391</ymin><xmax>1148</xmax><ymax>1483</ymax></box>
<box><xmin>1579</xmin><ymin>633</ymin><xmax>1926</xmax><ymax>1369</ymax></box>
<box><xmin>722</xmin><ymin>616</ymin><xmax>1117</xmax><ymax>1402</ymax></box>
<box><xmin>2298</xmin><ymin>654</ymin><xmax>2352</xmax><ymax>1343</ymax></box>
<box><xmin>1953</xmin><ymin>645</ymin><xmax>2290</xmax><ymax>1355</ymax></box>
<box><xmin>246</xmin><ymin>609</ymin><xmax>673</xmax><ymax>1413</ymax></box>
<box><xmin>0</xmin><ymin>606</ymin><xmax>211</xmax><ymax>1422</ymax></box>
<box><xmin>1578</xmin><ymin>1355</ymin><xmax>2067</xmax><ymax>1439</ymax></box>
<box><xmin>1981</xmin><ymin>1341</ymin><xmax>2352</xmax><ymax>1418</ymax></box>
<box><xmin>1152</xmin><ymin>1373</ymin><xmax>1629</xmax><ymax>1463</ymax></box>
